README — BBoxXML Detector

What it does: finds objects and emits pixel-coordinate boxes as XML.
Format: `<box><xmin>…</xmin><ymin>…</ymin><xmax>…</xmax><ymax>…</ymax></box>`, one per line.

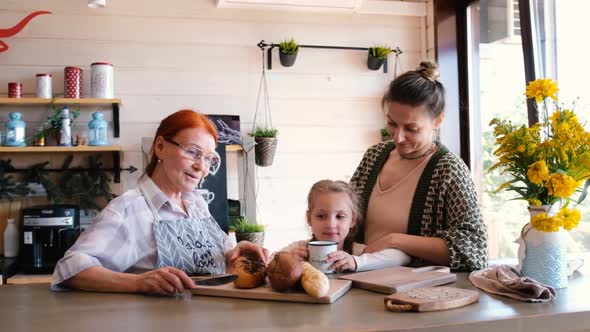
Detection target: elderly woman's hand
<box><xmin>227</xmin><ymin>241</ymin><xmax>270</xmax><ymax>265</ymax></box>
<box><xmin>135</xmin><ymin>266</ymin><xmax>196</xmax><ymax>295</ymax></box>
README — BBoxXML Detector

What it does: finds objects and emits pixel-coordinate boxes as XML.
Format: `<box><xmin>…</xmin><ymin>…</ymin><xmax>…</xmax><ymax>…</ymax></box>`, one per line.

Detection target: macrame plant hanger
<box><xmin>251</xmin><ymin>48</ymin><xmax>278</xmax><ymax>168</ymax></box>
<box><xmin>252</xmin><ymin>49</ymin><xmax>273</xmax><ymax>140</ymax></box>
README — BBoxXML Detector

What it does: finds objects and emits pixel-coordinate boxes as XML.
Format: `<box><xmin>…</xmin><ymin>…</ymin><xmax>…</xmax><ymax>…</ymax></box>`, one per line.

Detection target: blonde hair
<box><xmin>306</xmin><ymin>179</ymin><xmax>361</xmax><ymax>253</ymax></box>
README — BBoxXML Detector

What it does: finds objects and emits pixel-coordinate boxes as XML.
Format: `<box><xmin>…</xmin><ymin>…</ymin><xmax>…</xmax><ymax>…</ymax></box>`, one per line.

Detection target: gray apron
<box><xmin>139</xmin><ymin>184</ymin><xmax>226</xmax><ymax>275</ymax></box>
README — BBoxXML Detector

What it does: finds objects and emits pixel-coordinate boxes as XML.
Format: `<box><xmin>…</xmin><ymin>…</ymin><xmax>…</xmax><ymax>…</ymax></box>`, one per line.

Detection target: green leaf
<box><xmin>251</xmin><ymin>127</ymin><xmax>278</xmax><ymax>138</ymax></box>
<box><xmin>279</xmin><ymin>38</ymin><xmax>298</xmax><ymax>54</ymax></box>
<box><xmin>577</xmin><ymin>178</ymin><xmax>590</xmax><ymax>204</ymax></box>
<box><xmin>229</xmin><ymin>217</ymin><xmax>265</xmax><ymax>233</ymax></box>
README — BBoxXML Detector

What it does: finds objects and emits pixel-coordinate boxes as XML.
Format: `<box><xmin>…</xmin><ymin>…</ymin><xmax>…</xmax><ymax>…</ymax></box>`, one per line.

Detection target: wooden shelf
<box><xmin>0</xmin><ymin>97</ymin><xmax>121</xmax><ymax>105</ymax></box>
<box><xmin>0</xmin><ymin>145</ymin><xmax>239</xmax><ymax>153</ymax></box>
<box><xmin>0</xmin><ymin>97</ymin><xmax>122</xmax><ymax>138</ymax></box>
<box><xmin>226</xmin><ymin>144</ymin><xmax>243</xmax><ymax>152</ymax></box>
<box><xmin>0</xmin><ymin>145</ymin><xmax>122</xmax><ymax>153</ymax></box>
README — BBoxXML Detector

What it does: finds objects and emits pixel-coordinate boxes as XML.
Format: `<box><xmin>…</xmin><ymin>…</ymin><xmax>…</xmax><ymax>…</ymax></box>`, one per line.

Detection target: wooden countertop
<box><xmin>1</xmin><ymin>269</ymin><xmax>589</xmax><ymax>332</ymax></box>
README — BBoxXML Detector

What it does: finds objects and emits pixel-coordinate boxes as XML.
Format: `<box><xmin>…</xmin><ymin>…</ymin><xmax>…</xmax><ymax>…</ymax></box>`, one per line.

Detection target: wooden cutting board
<box><xmin>384</xmin><ymin>286</ymin><xmax>480</xmax><ymax>312</ymax></box>
<box><xmin>338</xmin><ymin>266</ymin><xmax>456</xmax><ymax>294</ymax></box>
<box><xmin>190</xmin><ymin>278</ymin><xmax>352</xmax><ymax>304</ymax></box>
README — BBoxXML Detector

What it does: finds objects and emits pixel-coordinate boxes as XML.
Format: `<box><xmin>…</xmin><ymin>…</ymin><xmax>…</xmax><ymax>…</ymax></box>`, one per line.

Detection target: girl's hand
<box><xmin>287</xmin><ymin>244</ymin><xmax>309</xmax><ymax>260</ymax></box>
<box><xmin>326</xmin><ymin>251</ymin><xmax>357</xmax><ymax>272</ymax></box>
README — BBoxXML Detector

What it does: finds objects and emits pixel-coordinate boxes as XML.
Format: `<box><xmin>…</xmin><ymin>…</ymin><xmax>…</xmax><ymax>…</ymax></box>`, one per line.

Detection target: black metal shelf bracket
<box><xmin>112</xmin><ymin>102</ymin><xmax>120</xmax><ymax>138</ymax></box>
<box><xmin>257</xmin><ymin>40</ymin><xmax>402</xmax><ymax>73</ymax></box>
<box><xmin>1</xmin><ymin>154</ymin><xmax>138</xmax><ymax>184</ymax></box>
<box><xmin>113</xmin><ymin>151</ymin><xmax>121</xmax><ymax>183</ymax></box>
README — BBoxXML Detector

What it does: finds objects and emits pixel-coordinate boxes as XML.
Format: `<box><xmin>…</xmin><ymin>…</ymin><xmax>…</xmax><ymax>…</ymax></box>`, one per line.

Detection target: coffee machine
<box><xmin>20</xmin><ymin>205</ymin><xmax>80</xmax><ymax>273</ymax></box>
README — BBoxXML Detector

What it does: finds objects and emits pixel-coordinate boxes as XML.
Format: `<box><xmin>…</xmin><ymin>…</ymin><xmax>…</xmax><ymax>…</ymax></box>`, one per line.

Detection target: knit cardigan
<box><xmin>350</xmin><ymin>141</ymin><xmax>488</xmax><ymax>272</ymax></box>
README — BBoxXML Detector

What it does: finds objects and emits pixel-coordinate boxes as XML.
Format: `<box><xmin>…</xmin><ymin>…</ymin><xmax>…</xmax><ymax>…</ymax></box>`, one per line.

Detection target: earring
<box><xmin>157</xmin><ymin>159</ymin><xmax>162</xmax><ymax>163</ymax></box>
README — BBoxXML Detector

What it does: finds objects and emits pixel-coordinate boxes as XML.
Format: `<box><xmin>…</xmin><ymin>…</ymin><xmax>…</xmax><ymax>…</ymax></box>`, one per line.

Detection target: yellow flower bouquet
<box><xmin>489</xmin><ymin>78</ymin><xmax>590</xmax><ymax>232</ymax></box>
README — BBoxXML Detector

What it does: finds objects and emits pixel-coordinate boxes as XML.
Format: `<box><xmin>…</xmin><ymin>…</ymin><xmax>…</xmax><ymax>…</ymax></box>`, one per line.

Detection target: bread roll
<box><xmin>232</xmin><ymin>253</ymin><xmax>267</xmax><ymax>289</ymax></box>
<box><xmin>267</xmin><ymin>251</ymin><xmax>303</xmax><ymax>292</ymax></box>
<box><xmin>301</xmin><ymin>262</ymin><xmax>330</xmax><ymax>298</ymax></box>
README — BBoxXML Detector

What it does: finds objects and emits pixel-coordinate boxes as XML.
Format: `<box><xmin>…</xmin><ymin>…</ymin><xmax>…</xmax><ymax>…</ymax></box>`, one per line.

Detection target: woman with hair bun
<box><xmin>52</xmin><ymin>110</ymin><xmax>268</xmax><ymax>294</ymax></box>
<box><xmin>350</xmin><ymin>61</ymin><xmax>488</xmax><ymax>272</ymax></box>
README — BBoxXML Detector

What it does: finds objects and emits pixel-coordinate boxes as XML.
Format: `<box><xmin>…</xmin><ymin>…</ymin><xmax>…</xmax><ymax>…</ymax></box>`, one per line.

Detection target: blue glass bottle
<box><xmin>4</xmin><ymin>112</ymin><xmax>26</xmax><ymax>147</ymax></box>
<box><xmin>88</xmin><ymin>111</ymin><xmax>108</xmax><ymax>146</ymax></box>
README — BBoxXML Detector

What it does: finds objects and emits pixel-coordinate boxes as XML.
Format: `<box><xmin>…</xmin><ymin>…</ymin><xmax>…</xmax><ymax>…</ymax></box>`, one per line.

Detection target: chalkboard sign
<box><xmin>197</xmin><ymin>143</ymin><xmax>229</xmax><ymax>233</ymax></box>
<box><xmin>207</xmin><ymin>114</ymin><xmax>242</xmax><ymax>145</ymax></box>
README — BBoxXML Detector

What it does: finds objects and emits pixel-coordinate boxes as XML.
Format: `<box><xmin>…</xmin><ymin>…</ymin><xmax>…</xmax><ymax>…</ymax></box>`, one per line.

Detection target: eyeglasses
<box><xmin>164</xmin><ymin>138</ymin><xmax>221</xmax><ymax>175</ymax></box>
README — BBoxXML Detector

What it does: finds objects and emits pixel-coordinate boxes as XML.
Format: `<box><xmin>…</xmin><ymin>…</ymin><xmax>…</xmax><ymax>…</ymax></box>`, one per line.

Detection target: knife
<box><xmin>190</xmin><ymin>274</ymin><xmax>238</xmax><ymax>286</ymax></box>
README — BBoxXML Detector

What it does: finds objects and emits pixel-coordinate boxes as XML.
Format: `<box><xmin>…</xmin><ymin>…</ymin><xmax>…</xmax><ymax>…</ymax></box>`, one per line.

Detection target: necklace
<box><xmin>398</xmin><ymin>143</ymin><xmax>436</xmax><ymax>160</ymax></box>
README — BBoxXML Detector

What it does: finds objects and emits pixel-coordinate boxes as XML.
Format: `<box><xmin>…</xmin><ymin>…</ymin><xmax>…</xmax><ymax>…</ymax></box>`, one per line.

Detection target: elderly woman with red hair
<box><xmin>52</xmin><ymin>110</ymin><xmax>268</xmax><ymax>294</ymax></box>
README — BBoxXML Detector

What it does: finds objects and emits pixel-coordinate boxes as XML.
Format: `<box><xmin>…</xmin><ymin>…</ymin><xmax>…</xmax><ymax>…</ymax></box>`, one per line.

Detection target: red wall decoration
<box><xmin>1</xmin><ymin>11</ymin><xmax>52</xmax><ymax>53</ymax></box>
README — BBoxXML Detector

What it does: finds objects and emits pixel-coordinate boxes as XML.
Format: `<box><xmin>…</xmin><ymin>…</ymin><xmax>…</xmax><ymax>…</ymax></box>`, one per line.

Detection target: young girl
<box><xmin>276</xmin><ymin>179</ymin><xmax>411</xmax><ymax>272</ymax></box>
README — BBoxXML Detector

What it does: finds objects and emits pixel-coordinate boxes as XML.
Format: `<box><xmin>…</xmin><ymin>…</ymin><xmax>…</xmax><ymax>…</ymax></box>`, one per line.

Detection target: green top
<box><xmin>350</xmin><ymin>141</ymin><xmax>488</xmax><ymax>271</ymax></box>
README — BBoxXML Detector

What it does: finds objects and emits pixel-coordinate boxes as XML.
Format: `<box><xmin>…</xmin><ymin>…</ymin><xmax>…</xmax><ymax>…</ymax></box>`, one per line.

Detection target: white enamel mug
<box><xmin>307</xmin><ymin>240</ymin><xmax>337</xmax><ymax>274</ymax></box>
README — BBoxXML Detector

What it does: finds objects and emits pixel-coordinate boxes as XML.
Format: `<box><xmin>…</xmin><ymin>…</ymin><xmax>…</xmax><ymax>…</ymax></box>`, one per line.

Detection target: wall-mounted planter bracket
<box><xmin>257</xmin><ymin>40</ymin><xmax>402</xmax><ymax>73</ymax></box>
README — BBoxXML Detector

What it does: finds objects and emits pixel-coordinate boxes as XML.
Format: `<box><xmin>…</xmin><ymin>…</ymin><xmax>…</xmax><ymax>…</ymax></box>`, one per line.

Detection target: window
<box><xmin>468</xmin><ymin>0</ymin><xmax>590</xmax><ymax>258</ymax></box>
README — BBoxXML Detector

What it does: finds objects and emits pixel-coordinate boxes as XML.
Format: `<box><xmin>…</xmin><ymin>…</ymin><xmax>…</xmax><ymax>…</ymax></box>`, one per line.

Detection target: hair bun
<box><xmin>417</xmin><ymin>61</ymin><xmax>439</xmax><ymax>81</ymax></box>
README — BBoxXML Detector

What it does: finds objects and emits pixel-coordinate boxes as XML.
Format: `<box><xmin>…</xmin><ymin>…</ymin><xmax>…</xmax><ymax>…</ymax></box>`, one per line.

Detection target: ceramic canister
<box><xmin>36</xmin><ymin>74</ymin><xmax>52</xmax><ymax>98</ymax></box>
<box><xmin>64</xmin><ymin>66</ymin><xmax>83</xmax><ymax>98</ymax></box>
<box><xmin>91</xmin><ymin>62</ymin><xmax>114</xmax><ymax>98</ymax></box>
<box><xmin>8</xmin><ymin>82</ymin><xmax>22</xmax><ymax>98</ymax></box>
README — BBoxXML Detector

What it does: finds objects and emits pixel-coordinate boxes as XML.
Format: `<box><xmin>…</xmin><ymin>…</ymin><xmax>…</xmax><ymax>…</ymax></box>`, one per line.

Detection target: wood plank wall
<box><xmin>0</xmin><ymin>0</ymin><xmax>434</xmax><ymax>252</ymax></box>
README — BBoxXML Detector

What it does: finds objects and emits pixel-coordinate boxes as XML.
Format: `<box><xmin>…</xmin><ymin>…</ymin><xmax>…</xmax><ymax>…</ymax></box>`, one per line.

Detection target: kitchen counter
<box><xmin>1</xmin><ymin>268</ymin><xmax>589</xmax><ymax>332</ymax></box>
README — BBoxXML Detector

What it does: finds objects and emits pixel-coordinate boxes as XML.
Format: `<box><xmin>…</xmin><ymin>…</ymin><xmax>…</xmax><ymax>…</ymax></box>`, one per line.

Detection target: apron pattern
<box><xmin>140</xmin><ymin>180</ymin><xmax>226</xmax><ymax>276</ymax></box>
<box><xmin>153</xmin><ymin>217</ymin><xmax>226</xmax><ymax>275</ymax></box>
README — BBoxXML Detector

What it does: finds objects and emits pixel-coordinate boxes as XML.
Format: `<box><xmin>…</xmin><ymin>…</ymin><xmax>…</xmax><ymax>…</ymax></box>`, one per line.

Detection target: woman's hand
<box><xmin>326</xmin><ymin>251</ymin><xmax>357</xmax><ymax>272</ymax></box>
<box><xmin>135</xmin><ymin>266</ymin><xmax>196</xmax><ymax>295</ymax></box>
<box><xmin>363</xmin><ymin>234</ymin><xmax>397</xmax><ymax>253</ymax></box>
<box><xmin>227</xmin><ymin>241</ymin><xmax>270</xmax><ymax>265</ymax></box>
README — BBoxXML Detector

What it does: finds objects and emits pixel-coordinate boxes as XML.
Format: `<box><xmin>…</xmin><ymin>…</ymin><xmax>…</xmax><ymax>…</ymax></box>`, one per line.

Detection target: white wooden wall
<box><xmin>0</xmin><ymin>0</ymin><xmax>435</xmax><ymax>252</ymax></box>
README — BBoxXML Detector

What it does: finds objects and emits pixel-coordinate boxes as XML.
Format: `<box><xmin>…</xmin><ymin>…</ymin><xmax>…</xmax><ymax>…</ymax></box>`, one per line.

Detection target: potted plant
<box><xmin>251</xmin><ymin>127</ymin><xmax>278</xmax><ymax>167</ymax></box>
<box><xmin>27</xmin><ymin>100</ymin><xmax>80</xmax><ymax>146</ymax></box>
<box><xmin>367</xmin><ymin>45</ymin><xmax>392</xmax><ymax>71</ymax></box>
<box><xmin>279</xmin><ymin>38</ymin><xmax>299</xmax><ymax>67</ymax></box>
<box><xmin>229</xmin><ymin>217</ymin><xmax>265</xmax><ymax>246</ymax></box>
<box><xmin>380</xmin><ymin>127</ymin><xmax>391</xmax><ymax>142</ymax></box>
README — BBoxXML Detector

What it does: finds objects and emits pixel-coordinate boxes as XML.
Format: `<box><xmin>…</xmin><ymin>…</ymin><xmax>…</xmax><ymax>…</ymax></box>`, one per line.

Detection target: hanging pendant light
<box><xmin>88</xmin><ymin>0</ymin><xmax>106</xmax><ymax>8</ymax></box>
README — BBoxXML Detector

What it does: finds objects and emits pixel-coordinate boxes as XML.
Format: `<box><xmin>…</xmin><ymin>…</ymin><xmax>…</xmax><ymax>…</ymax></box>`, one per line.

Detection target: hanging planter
<box><xmin>279</xmin><ymin>38</ymin><xmax>299</xmax><ymax>67</ymax></box>
<box><xmin>367</xmin><ymin>45</ymin><xmax>393</xmax><ymax>71</ymax></box>
<box><xmin>252</xmin><ymin>128</ymin><xmax>278</xmax><ymax>167</ymax></box>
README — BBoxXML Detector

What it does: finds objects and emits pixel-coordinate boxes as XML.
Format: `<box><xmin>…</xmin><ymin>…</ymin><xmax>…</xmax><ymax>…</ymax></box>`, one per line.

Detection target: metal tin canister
<box><xmin>8</xmin><ymin>82</ymin><xmax>22</xmax><ymax>98</ymax></box>
<box><xmin>64</xmin><ymin>66</ymin><xmax>83</xmax><ymax>98</ymax></box>
<box><xmin>36</xmin><ymin>74</ymin><xmax>52</xmax><ymax>98</ymax></box>
<box><xmin>91</xmin><ymin>62</ymin><xmax>114</xmax><ymax>98</ymax></box>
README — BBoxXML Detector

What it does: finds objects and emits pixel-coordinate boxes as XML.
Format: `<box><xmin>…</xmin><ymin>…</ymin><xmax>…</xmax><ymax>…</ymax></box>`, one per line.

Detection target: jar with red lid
<box><xmin>36</xmin><ymin>73</ymin><xmax>52</xmax><ymax>98</ymax></box>
<box><xmin>8</xmin><ymin>82</ymin><xmax>22</xmax><ymax>98</ymax></box>
<box><xmin>91</xmin><ymin>62</ymin><xmax>114</xmax><ymax>98</ymax></box>
<box><xmin>64</xmin><ymin>66</ymin><xmax>83</xmax><ymax>98</ymax></box>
